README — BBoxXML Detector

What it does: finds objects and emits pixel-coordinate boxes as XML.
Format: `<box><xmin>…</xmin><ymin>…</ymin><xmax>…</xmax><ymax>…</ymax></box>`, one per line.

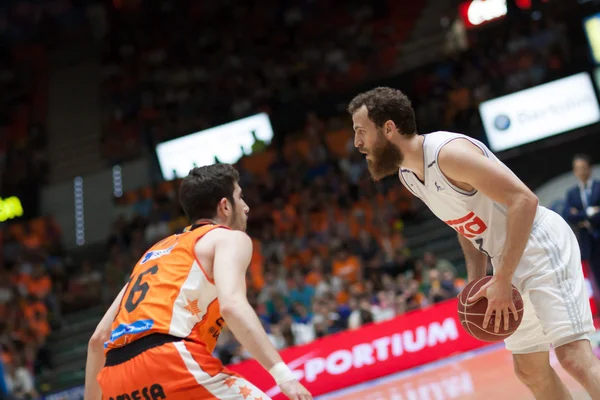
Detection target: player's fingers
<box><xmin>482</xmin><ymin>303</ymin><xmax>493</xmax><ymax>328</ymax></box>
<box><xmin>468</xmin><ymin>287</ymin><xmax>486</xmax><ymax>303</ymax></box>
<box><xmin>509</xmin><ymin>301</ymin><xmax>519</xmax><ymax>321</ymax></box>
<box><xmin>494</xmin><ymin>308</ymin><xmax>502</xmax><ymax>333</ymax></box>
<box><xmin>503</xmin><ymin>307</ymin><xmax>510</xmax><ymax>331</ymax></box>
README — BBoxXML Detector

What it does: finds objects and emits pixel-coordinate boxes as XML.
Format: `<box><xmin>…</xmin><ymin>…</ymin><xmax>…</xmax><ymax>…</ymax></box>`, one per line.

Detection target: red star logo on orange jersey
<box><xmin>239</xmin><ymin>385</ymin><xmax>252</xmax><ymax>399</ymax></box>
<box><xmin>224</xmin><ymin>377</ymin><xmax>237</xmax><ymax>388</ymax></box>
<box><xmin>184</xmin><ymin>299</ymin><xmax>202</xmax><ymax>316</ymax></box>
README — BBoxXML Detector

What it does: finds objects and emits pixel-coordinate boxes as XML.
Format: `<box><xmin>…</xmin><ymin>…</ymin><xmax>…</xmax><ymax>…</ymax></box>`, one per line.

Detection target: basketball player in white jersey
<box><xmin>348</xmin><ymin>87</ymin><xmax>600</xmax><ymax>399</ymax></box>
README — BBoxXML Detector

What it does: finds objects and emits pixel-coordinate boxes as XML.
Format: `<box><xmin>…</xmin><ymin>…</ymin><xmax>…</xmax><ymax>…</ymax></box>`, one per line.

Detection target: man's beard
<box><xmin>367</xmin><ymin>130</ymin><xmax>404</xmax><ymax>181</ymax></box>
<box><xmin>230</xmin><ymin>208</ymin><xmax>247</xmax><ymax>232</ymax></box>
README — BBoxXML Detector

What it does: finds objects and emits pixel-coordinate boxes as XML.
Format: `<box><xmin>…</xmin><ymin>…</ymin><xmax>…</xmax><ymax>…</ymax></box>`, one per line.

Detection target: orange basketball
<box><xmin>457</xmin><ymin>276</ymin><xmax>524</xmax><ymax>342</ymax></box>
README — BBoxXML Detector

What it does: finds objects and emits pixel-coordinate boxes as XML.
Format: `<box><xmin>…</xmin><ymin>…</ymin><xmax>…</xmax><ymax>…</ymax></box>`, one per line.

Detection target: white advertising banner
<box><xmin>479</xmin><ymin>72</ymin><xmax>600</xmax><ymax>152</ymax></box>
<box><xmin>156</xmin><ymin>113</ymin><xmax>274</xmax><ymax>180</ymax></box>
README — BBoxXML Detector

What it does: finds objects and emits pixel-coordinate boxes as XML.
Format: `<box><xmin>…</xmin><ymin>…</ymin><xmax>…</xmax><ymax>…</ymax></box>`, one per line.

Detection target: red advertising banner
<box><xmin>227</xmin><ymin>299</ymin><xmax>487</xmax><ymax>399</ymax></box>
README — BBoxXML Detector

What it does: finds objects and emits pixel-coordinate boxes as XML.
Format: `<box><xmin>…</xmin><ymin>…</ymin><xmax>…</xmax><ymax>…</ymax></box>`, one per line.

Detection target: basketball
<box><xmin>457</xmin><ymin>276</ymin><xmax>524</xmax><ymax>342</ymax></box>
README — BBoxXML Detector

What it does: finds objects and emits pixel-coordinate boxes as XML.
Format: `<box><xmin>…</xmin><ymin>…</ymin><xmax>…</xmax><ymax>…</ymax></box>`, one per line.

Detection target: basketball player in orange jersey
<box><xmin>348</xmin><ymin>87</ymin><xmax>600</xmax><ymax>400</ymax></box>
<box><xmin>83</xmin><ymin>164</ymin><xmax>312</xmax><ymax>400</ymax></box>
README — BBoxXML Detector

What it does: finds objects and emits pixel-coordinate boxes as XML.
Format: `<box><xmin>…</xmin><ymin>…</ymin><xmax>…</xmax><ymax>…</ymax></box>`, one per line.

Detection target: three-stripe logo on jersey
<box><xmin>444</xmin><ymin>211</ymin><xmax>488</xmax><ymax>239</ymax></box>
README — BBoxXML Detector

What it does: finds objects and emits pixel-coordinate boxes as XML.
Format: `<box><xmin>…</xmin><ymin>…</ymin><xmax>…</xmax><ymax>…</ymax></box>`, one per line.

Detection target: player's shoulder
<box><xmin>437</xmin><ymin>135</ymin><xmax>485</xmax><ymax>160</ymax></box>
<box><xmin>424</xmin><ymin>130</ymin><xmax>461</xmax><ymax>142</ymax></box>
<box><xmin>197</xmin><ymin>228</ymin><xmax>252</xmax><ymax>250</ymax></box>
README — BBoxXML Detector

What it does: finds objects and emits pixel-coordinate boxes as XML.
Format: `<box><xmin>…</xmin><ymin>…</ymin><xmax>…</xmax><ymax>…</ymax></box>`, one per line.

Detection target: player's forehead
<box><xmin>233</xmin><ymin>182</ymin><xmax>242</xmax><ymax>196</ymax></box>
<box><xmin>573</xmin><ymin>159</ymin><xmax>589</xmax><ymax>168</ymax></box>
<box><xmin>352</xmin><ymin>105</ymin><xmax>373</xmax><ymax>131</ymax></box>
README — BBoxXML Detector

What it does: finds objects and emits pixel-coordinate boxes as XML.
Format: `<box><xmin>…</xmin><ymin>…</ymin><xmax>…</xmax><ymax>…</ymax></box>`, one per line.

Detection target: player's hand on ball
<box><xmin>279</xmin><ymin>379</ymin><xmax>313</xmax><ymax>400</ymax></box>
<box><xmin>468</xmin><ymin>275</ymin><xmax>519</xmax><ymax>333</ymax></box>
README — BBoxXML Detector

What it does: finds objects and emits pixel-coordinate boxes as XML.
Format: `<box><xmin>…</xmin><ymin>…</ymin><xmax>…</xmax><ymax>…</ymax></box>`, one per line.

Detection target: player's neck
<box><xmin>193</xmin><ymin>218</ymin><xmax>223</xmax><ymax>227</ymax></box>
<box><xmin>396</xmin><ymin>134</ymin><xmax>425</xmax><ymax>176</ymax></box>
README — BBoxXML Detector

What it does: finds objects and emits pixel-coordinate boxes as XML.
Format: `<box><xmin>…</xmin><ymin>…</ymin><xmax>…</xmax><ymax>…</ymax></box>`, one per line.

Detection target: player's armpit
<box><xmin>211</xmin><ymin>230</ymin><xmax>284</xmax><ymax>371</ymax></box>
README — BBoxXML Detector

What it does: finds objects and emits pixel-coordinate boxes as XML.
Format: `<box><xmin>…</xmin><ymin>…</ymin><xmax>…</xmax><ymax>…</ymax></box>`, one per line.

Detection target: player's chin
<box><xmin>367</xmin><ymin>164</ymin><xmax>396</xmax><ymax>182</ymax></box>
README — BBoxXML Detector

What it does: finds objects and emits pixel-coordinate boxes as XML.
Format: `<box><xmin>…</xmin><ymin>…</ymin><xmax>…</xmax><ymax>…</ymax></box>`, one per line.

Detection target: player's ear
<box><xmin>218</xmin><ymin>197</ymin><xmax>230</xmax><ymax>215</ymax></box>
<box><xmin>383</xmin><ymin>120</ymin><xmax>396</xmax><ymax>140</ymax></box>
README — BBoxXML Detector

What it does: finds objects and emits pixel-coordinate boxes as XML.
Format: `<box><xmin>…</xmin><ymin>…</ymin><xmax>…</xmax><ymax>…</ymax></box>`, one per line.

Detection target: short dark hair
<box><xmin>179</xmin><ymin>164</ymin><xmax>239</xmax><ymax>222</ymax></box>
<box><xmin>347</xmin><ymin>87</ymin><xmax>417</xmax><ymax>135</ymax></box>
<box><xmin>573</xmin><ymin>154</ymin><xmax>592</xmax><ymax>165</ymax></box>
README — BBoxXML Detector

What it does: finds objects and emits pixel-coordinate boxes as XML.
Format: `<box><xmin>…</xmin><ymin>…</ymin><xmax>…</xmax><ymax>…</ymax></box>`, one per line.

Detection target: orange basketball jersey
<box><xmin>105</xmin><ymin>223</ymin><xmax>229</xmax><ymax>353</ymax></box>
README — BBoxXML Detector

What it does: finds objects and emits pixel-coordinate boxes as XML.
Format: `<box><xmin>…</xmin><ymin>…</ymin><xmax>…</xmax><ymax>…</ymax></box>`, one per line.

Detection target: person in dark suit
<box><xmin>563</xmin><ymin>154</ymin><xmax>600</xmax><ymax>287</ymax></box>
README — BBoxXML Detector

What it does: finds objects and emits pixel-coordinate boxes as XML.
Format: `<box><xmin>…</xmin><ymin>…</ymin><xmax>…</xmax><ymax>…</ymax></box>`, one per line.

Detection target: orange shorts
<box><xmin>98</xmin><ymin>337</ymin><xmax>271</xmax><ymax>400</ymax></box>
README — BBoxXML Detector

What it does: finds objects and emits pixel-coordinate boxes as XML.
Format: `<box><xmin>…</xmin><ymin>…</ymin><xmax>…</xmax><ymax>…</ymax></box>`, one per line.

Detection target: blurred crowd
<box><xmin>0</xmin><ymin>214</ymin><xmax>108</xmax><ymax>399</ymax></box>
<box><xmin>0</xmin><ymin>217</ymin><xmax>64</xmax><ymax>400</ymax></box>
<box><xmin>0</xmin><ymin>40</ymin><xmax>49</xmax><ymax>201</ymax></box>
<box><xmin>99</xmin><ymin>1</ymin><xmax>573</xmax><ymax>164</ymax></box>
<box><xmin>99</xmin><ymin>0</ymin><xmax>425</xmax><ymax>162</ymax></box>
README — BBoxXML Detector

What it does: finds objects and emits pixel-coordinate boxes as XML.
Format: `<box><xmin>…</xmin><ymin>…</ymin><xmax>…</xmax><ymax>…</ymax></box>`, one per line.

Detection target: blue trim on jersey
<box><xmin>105</xmin><ymin>319</ymin><xmax>154</xmax><ymax>348</ymax></box>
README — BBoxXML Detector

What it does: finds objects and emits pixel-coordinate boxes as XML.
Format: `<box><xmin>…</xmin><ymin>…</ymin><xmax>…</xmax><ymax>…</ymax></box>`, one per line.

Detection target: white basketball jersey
<box><xmin>399</xmin><ymin>131</ymin><xmax>544</xmax><ymax>259</ymax></box>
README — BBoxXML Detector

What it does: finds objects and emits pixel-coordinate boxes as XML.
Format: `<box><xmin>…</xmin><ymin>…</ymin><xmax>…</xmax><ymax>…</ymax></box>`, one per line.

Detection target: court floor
<box><xmin>317</xmin><ymin>343</ymin><xmax>592</xmax><ymax>400</ymax></box>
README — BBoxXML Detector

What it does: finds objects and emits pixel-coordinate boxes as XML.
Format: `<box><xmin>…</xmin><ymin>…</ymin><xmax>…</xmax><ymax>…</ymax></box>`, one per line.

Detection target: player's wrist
<box><xmin>492</xmin><ymin>269</ymin><xmax>513</xmax><ymax>284</ymax></box>
<box><xmin>269</xmin><ymin>362</ymin><xmax>295</xmax><ymax>385</ymax></box>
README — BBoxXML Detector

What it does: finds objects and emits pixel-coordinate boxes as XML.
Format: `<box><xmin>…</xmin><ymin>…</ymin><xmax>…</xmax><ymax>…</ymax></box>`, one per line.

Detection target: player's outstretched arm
<box><xmin>84</xmin><ymin>284</ymin><xmax>128</xmax><ymax>400</ymax></box>
<box><xmin>457</xmin><ymin>233</ymin><xmax>487</xmax><ymax>282</ymax></box>
<box><xmin>211</xmin><ymin>230</ymin><xmax>312</xmax><ymax>399</ymax></box>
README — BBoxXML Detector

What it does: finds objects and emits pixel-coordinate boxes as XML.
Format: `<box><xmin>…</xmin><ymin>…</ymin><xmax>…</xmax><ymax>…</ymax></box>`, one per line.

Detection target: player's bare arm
<box><xmin>209</xmin><ymin>229</ymin><xmax>312</xmax><ymax>400</ymax></box>
<box><xmin>84</xmin><ymin>284</ymin><xmax>128</xmax><ymax>400</ymax></box>
<box><xmin>457</xmin><ymin>233</ymin><xmax>488</xmax><ymax>282</ymax></box>
<box><xmin>438</xmin><ymin>139</ymin><xmax>538</xmax><ymax>332</ymax></box>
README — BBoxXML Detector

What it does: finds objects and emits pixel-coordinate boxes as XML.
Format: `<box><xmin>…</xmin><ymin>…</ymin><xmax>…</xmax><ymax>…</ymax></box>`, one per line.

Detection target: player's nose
<box><xmin>354</xmin><ymin>137</ymin><xmax>363</xmax><ymax>148</ymax></box>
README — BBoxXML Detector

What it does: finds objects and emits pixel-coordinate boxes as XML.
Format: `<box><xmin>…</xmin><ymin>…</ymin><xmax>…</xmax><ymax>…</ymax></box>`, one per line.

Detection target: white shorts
<box><xmin>502</xmin><ymin>207</ymin><xmax>595</xmax><ymax>354</ymax></box>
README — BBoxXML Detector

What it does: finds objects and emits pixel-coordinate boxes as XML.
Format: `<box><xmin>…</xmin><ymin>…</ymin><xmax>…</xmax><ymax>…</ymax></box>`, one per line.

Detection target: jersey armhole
<box><xmin>434</xmin><ymin>137</ymin><xmax>489</xmax><ymax>197</ymax></box>
<box><xmin>399</xmin><ymin>170</ymin><xmax>421</xmax><ymax>198</ymax></box>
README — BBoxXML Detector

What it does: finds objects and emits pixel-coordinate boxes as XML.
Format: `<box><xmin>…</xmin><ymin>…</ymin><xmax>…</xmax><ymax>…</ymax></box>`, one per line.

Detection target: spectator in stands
<box><xmin>372</xmin><ymin>290</ymin><xmax>396</xmax><ymax>322</ymax></box>
<box><xmin>422</xmin><ymin>251</ymin><xmax>456</xmax><ymax>276</ymax></box>
<box><xmin>290</xmin><ymin>303</ymin><xmax>315</xmax><ymax>346</ymax></box>
<box><xmin>348</xmin><ymin>295</ymin><xmax>375</xmax><ymax>330</ymax></box>
<box><xmin>563</xmin><ymin>154</ymin><xmax>600</xmax><ymax>288</ymax></box>
<box><xmin>332</xmin><ymin>245</ymin><xmax>362</xmax><ymax>285</ymax></box>
<box><xmin>3</xmin><ymin>356</ymin><xmax>38</xmax><ymax>400</ymax></box>
<box><xmin>288</xmin><ymin>273</ymin><xmax>315</xmax><ymax>311</ymax></box>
